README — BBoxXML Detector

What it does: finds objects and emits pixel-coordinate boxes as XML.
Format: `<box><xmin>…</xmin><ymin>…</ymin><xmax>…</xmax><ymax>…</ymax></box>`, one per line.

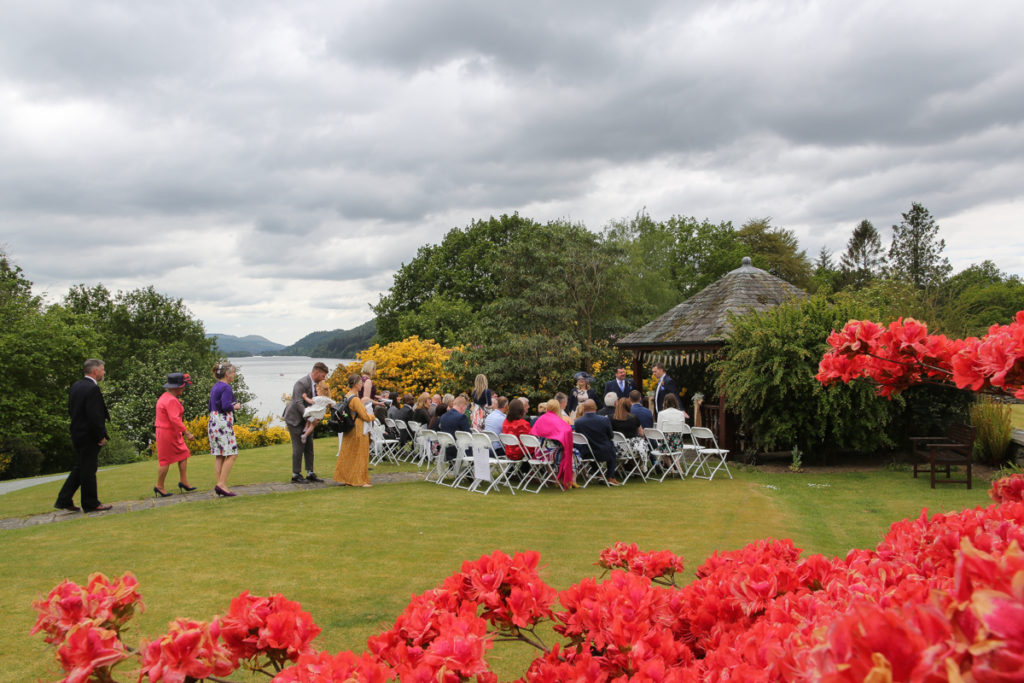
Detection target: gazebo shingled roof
<box><xmin>617</xmin><ymin>257</ymin><xmax>806</xmax><ymax>352</ymax></box>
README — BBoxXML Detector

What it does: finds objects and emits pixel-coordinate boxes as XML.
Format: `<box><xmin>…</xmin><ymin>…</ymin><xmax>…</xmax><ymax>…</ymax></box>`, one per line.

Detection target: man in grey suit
<box><xmin>283</xmin><ymin>361</ymin><xmax>329</xmax><ymax>483</ymax></box>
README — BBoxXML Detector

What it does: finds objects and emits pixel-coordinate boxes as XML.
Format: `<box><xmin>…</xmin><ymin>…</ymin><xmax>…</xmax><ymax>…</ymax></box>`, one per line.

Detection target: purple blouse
<box><xmin>209</xmin><ymin>381</ymin><xmax>236</xmax><ymax>413</ymax></box>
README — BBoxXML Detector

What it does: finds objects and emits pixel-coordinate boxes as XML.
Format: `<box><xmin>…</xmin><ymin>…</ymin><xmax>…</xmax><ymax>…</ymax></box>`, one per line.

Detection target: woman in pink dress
<box><xmin>154</xmin><ymin>373</ymin><xmax>195</xmax><ymax>496</ymax></box>
<box><xmin>530</xmin><ymin>398</ymin><xmax>575</xmax><ymax>490</ymax></box>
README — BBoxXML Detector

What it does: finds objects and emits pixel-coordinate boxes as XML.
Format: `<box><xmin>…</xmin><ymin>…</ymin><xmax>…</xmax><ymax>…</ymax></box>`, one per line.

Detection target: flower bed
<box><xmin>31</xmin><ymin>474</ymin><xmax>1024</xmax><ymax>681</ymax></box>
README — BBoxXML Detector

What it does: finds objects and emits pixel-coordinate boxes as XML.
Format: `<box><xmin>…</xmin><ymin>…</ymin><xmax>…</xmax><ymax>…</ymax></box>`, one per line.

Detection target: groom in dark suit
<box><xmin>283</xmin><ymin>362</ymin><xmax>329</xmax><ymax>483</ymax></box>
<box><xmin>54</xmin><ymin>359</ymin><xmax>112</xmax><ymax>513</ymax></box>
<box><xmin>603</xmin><ymin>367</ymin><xmax>636</xmax><ymax>401</ymax></box>
<box><xmin>651</xmin><ymin>362</ymin><xmax>679</xmax><ymax>418</ymax></box>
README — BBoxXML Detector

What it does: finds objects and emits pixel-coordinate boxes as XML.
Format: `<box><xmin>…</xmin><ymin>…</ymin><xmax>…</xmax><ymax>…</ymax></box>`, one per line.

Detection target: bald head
<box><xmin>582</xmin><ymin>399</ymin><xmax>598</xmax><ymax>413</ymax></box>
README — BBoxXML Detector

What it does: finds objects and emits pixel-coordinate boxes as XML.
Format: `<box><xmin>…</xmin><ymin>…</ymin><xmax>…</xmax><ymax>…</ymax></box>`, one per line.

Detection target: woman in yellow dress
<box><xmin>333</xmin><ymin>373</ymin><xmax>376</xmax><ymax>487</ymax></box>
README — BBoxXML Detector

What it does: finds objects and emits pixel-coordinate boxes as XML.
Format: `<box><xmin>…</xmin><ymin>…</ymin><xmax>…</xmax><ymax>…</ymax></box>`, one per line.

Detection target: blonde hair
<box><xmin>414</xmin><ymin>392</ymin><xmax>430</xmax><ymax>410</ymax></box>
<box><xmin>473</xmin><ymin>374</ymin><xmax>488</xmax><ymax>401</ymax></box>
<box><xmin>361</xmin><ymin>360</ymin><xmax>376</xmax><ymax>377</ymax></box>
<box><xmin>544</xmin><ymin>399</ymin><xmax>561</xmax><ymax>415</ymax></box>
<box><xmin>316</xmin><ymin>380</ymin><xmax>331</xmax><ymax>397</ymax></box>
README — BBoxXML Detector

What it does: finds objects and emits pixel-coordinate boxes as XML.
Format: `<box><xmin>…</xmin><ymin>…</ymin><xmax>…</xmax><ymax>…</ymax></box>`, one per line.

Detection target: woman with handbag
<box><xmin>333</xmin><ymin>373</ymin><xmax>376</xmax><ymax>487</ymax></box>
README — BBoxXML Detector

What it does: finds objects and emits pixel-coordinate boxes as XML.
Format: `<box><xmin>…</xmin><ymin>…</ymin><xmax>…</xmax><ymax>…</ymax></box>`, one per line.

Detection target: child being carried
<box><xmin>301</xmin><ymin>381</ymin><xmax>337</xmax><ymax>444</ymax></box>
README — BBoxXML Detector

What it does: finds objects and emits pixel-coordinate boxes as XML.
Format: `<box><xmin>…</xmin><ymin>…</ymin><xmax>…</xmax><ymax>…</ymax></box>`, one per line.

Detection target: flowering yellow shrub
<box><xmin>328</xmin><ymin>336</ymin><xmax>454</xmax><ymax>396</ymax></box>
<box><xmin>149</xmin><ymin>415</ymin><xmax>290</xmax><ymax>456</ymax></box>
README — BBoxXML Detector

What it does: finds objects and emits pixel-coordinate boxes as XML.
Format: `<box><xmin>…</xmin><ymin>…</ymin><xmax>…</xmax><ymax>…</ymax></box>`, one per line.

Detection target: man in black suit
<box><xmin>283</xmin><ymin>362</ymin><xmax>329</xmax><ymax>483</ymax></box>
<box><xmin>572</xmin><ymin>399</ymin><xmax>620</xmax><ymax>485</ymax></box>
<box><xmin>603</xmin><ymin>367</ymin><xmax>636</xmax><ymax>401</ymax></box>
<box><xmin>438</xmin><ymin>396</ymin><xmax>471</xmax><ymax>461</ymax></box>
<box><xmin>54</xmin><ymin>359</ymin><xmax>112</xmax><ymax>513</ymax></box>
<box><xmin>651</xmin><ymin>363</ymin><xmax>679</xmax><ymax>418</ymax></box>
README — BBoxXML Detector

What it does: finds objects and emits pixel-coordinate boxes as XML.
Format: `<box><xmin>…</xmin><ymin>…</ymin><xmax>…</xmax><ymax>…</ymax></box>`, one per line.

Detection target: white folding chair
<box><xmin>645</xmin><ymin>428</ymin><xmax>684</xmax><ymax>481</ymax></box>
<box><xmin>572</xmin><ymin>432</ymin><xmax>610</xmax><ymax>487</ymax></box>
<box><xmin>499</xmin><ymin>433</ymin><xmax>527</xmax><ymax>484</ymax></box>
<box><xmin>433</xmin><ymin>432</ymin><xmax>457</xmax><ymax>484</ymax></box>
<box><xmin>517</xmin><ymin>434</ymin><xmax>558</xmax><ymax>493</ymax></box>
<box><xmin>370</xmin><ymin>423</ymin><xmax>400</xmax><ymax>465</ymax></box>
<box><xmin>450</xmin><ymin>431</ymin><xmax>477</xmax><ymax>489</ymax></box>
<box><xmin>668</xmin><ymin>423</ymin><xmax>702</xmax><ymax>477</ymax></box>
<box><xmin>417</xmin><ymin>429</ymin><xmax>439</xmax><ymax>478</ymax></box>
<box><xmin>467</xmin><ymin>432</ymin><xmax>516</xmax><ymax>495</ymax></box>
<box><xmin>394</xmin><ymin>419</ymin><xmax>416</xmax><ymax>461</ymax></box>
<box><xmin>690</xmin><ymin>427</ymin><xmax>733</xmax><ymax>480</ymax></box>
<box><xmin>613</xmin><ymin>431</ymin><xmax>647</xmax><ymax>483</ymax></box>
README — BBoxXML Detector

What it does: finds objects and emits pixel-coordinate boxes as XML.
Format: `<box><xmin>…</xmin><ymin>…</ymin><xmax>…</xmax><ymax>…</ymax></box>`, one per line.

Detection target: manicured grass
<box><xmin>1011</xmin><ymin>403</ymin><xmax>1024</xmax><ymax>430</ymax></box>
<box><xmin>0</xmin><ymin>441</ymin><xmax>995</xmax><ymax>682</ymax></box>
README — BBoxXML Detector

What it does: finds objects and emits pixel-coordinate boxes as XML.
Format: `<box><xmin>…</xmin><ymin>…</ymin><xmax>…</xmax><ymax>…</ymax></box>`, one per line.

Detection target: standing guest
<box><xmin>629</xmin><ymin>389</ymin><xmax>654</xmax><ymax>429</ymax></box>
<box><xmin>438</xmin><ymin>395</ymin><xmax>471</xmax><ymax>461</ymax></box>
<box><xmin>651</xmin><ymin>363</ymin><xmax>679</xmax><ymax>418</ymax></box>
<box><xmin>484</xmin><ymin>396</ymin><xmax>508</xmax><ymax>451</ymax></box>
<box><xmin>54</xmin><ymin>359</ymin><xmax>112</xmax><ymax>513</ymax></box>
<box><xmin>283</xmin><ymin>362</ymin><xmax>328</xmax><ymax>483</ymax></box>
<box><xmin>530</xmin><ymin>399</ymin><xmax>575</xmax><ymax>490</ymax></box>
<box><xmin>333</xmin><ymin>374</ymin><xmax>376</xmax><ymax>487</ymax></box>
<box><xmin>209</xmin><ymin>362</ymin><xmax>241</xmax><ymax>497</ymax></box>
<box><xmin>301</xmin><ymin>381</ymin><xmax>337</xmax><ymax>443</ymax></box>
<box><xmin>154</xmin><ymin>373</ymin><xmax>196</xmax><ymax>497</ymax></box>
<box><xmin>470</xmin><ymin>374</ymin><xmax>492</xmax><ymax>429</ymax></box>
<box><xmin>611</xmin><ymin>397</ymin><xmax>645</xmax><ymax>439</ymax></box>
<box><xmin>598</xmin><ymin>392</ymin><xmax>618</xmax><ymax>418</ymax></box>
<box><xmin>604</xmin><ymin>367</ymin><xmax>636</xmax><ymax>401</ymax></box>
<box><xmin>566</xmin><ymin>374</ymin><xmax>598</xmax><ymax>415</ymax></box>
<box><xmin>501</xmin><ymin>399</ymin><xmax>531</xmax><ymax>461</ymax></box>
<box><xmin>359</xmin><ymin>360</ymin><xmax>385</xmax><ymax>409</ymax></box>
<box><xmin>573</xmin><ymin>399</ymin><xmax>620</xmax><ymax>484</ymax></box>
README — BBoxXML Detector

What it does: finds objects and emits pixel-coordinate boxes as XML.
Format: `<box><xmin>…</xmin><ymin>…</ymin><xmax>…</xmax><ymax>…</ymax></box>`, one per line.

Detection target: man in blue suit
<box><xmin>651</xmin><ymin>363</ymin><xmax>679</xmax><ymax>418</ymax></box>
<box><xmin>54</xmin><ymin>359</ymin><xmax>112</xmax><ymax>513</ymax></box>
<box><xmin>572</xmin><ymin>399</ymin><xmax>620</xmax><ymax>485</ymax></box>
<box><xmin>603</xmin><ymin>367</ymin><xmax>635</xmax><ymax>401</ymax></box>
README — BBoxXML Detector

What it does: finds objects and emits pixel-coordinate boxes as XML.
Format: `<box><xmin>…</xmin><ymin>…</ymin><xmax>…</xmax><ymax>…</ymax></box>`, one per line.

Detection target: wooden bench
<box><xmin>910</xmin><ymin>423</ymin><xmax>976</xmax><ymax>489</ymax></box>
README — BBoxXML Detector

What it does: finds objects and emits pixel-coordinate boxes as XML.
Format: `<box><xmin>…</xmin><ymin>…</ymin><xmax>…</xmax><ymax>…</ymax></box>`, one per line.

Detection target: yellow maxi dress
<box><xmin>333</xmin><ymin>395</ymin><xmax>375</xmax><ymax>486</ymax></box>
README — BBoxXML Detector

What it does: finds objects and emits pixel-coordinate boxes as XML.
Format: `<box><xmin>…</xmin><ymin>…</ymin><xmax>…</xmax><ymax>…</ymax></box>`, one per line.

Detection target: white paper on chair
<box><xmin>363</xmin><ymin>420</ymin><xmax>372</xmax><ymax>436</ymax></box>
<box><xmin>473</xmin><ymin>447</ymin><xmax>491</xmax><ymax>481</ymax></box>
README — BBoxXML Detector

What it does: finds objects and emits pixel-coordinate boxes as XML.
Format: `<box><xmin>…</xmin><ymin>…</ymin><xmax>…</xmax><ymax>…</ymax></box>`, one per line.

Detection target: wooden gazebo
<box><xmin>616</xmin><ymin>257</ymin><xmax>805</xmax><ymax>453</ymax></box>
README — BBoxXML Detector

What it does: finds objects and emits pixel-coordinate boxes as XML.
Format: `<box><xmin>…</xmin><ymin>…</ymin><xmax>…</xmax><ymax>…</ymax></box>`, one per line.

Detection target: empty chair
<box><xmin>370</xmin><ymin>423</ymin><xmax>400</xmax><ymax>465</ymax></box>
<box><xmin>450</xmin><ymin>431</ymin><xmax>477</xmax><ymax>489</ymax></box>
<box><xmin>690</xmin><ymin>427</ymin><xmax>732</xmax><ymax>481</ymax></box>
<box><xmin>416</xmin><ymin>428</ymin><xmax>438</xmax><ymax>476</ymax></box>
<box><xmin>663</xmin><ymin>423</ymin><xmax>701</xmax><ymax>477</ymax></box>
<box><xmin>468</xmin><ymin>432</ymin><xmax>516</xmax><ymax>495</ymax></box>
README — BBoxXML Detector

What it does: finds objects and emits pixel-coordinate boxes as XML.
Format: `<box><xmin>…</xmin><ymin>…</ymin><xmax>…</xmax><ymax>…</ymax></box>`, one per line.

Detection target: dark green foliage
<box><xmin>0</xmin><ymin>437</ymin><xmax>45</xmax><ymax>480</ymax></box>
<box><xmin>887</xmin><ymin>202</ymin><xmax>952</xmax><ymax>289</ymax></box>
<box><xmin>281</xmin><ymin>319</ymin><xmax>377</xmax><ymax>357</ymax></box>
<box><xmin>933</xmin><ymin>261</ymin><xmax>1024</xmax><ymax>337</ymax></box>
<box><xmin>838</xmin><ymin>219</ymin><xmax>885</xmax><ymax>289</ymax></box>
<box><xmin>737</xmin><ymin>218</ymin><xmax>813</xmax><ymax>289</ymax></box>
<box><xmin>208</xmin><ymin>333</ymin><xmax>285</xmax><ymax>355</ymax></box>
<box><xmin>712</xmin><ymin>294</ymin><xmax>896</xmax><ymax>458</ymax></box>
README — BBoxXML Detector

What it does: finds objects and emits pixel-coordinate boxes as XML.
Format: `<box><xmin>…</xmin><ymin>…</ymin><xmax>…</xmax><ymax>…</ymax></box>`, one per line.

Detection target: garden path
<box><xmin>0</xmin><ymin>471</ymin><xmax>422</xmax><ymax>531</ymax></box>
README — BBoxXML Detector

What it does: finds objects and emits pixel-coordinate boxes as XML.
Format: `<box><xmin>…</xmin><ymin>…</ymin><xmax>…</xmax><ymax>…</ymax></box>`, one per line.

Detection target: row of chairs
<box><xmin>367</xmin><ymin>418</ymin><xmax>731</xmax><ymax>493</ymax></box>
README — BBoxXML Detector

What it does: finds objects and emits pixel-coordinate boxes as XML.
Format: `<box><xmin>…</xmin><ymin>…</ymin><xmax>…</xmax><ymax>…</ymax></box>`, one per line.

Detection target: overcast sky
<box><xmin>2</xmin><ymin>1</ymin><xmax>1022</xmax><ymax>345</ymax></box>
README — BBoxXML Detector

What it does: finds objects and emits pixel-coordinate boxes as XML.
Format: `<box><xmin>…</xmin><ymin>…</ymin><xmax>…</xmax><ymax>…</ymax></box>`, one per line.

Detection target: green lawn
<box><xmin>0</xmin><ymin>439</ymin><xmax>995</xmax><ymax>682</ymax></box>
<box><xmin>1011</xmin><ymin>402</ymin><xmax>1024</xmax><ymax>430</ymax></box>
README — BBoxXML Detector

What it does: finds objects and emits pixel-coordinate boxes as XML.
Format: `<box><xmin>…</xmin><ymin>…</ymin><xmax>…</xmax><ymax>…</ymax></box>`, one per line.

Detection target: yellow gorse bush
<box><xmin>327</xmin><ymin>335</ymin><xmax>454</xmax><ymax>396</ymax></box>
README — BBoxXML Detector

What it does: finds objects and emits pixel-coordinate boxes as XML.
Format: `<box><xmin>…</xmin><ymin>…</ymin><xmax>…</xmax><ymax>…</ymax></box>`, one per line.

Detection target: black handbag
<box><xmin>328</xmin><ymin>401</ymin><xmax>356</xmax><ymax>434</ymax></box>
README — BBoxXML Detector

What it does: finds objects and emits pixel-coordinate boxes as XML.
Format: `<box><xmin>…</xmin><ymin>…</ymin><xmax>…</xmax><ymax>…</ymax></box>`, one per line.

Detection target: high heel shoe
<box><xmin>178</xmin><ymin>482</ymin><xmax>197</xmax><ymax>492</ymax></box>
<box><xmin>214</xmin><ymin>486</ymin><xmax>237</xmax><ymax>498</ymax></box>
<box><xmin>153</xmin><ymin>486</ymin><xmax>172</xmax><ymax>498</ymax></box>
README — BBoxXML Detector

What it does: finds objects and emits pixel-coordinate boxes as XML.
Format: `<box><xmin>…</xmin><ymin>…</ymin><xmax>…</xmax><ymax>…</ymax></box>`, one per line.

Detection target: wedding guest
<box><xmin>360</xmin><ymin>360</ymin><xmax>385</xmax><ymax>408</ymax></box>
<box><xmin>566</xmin><ymin>373</ymin><xmax>598</xmax><ymax>414</ymax></box>
<box><xmin>412</xmin><ymin>392</ymin><xmax>432</xmax><ymax>426</ymax></box>
<box><xmin>333</xmin><ymin>374</ymin><xmax>376</xmax><ymax>487</ymax></box>
<box><xmin>530</xmin><ymin>399</ymin><xmax>574</xmax><ymax>490</ymax></box>
<box><xmin>604</xmin><ymin>367</ymin><xmax>636</xmax><ymax>400</ymax></box>
<box><xmin>154</xmin><ymin>373</ymin><xmax>195</xmax><ymax>497</ymax></box>
<box><xmin>611</xmin><ymin>397</ymin><xmax>645</xmax><ymax>439</ymax></box>
<box><xmin>598</xmin><ymin>392</ymin><xmax>618</xmax><ymax>418</ymax></box>
<box><xmin>209</xmin><ymin>362</ymin><xmax>241</xmax><ymax>497</ymax></box>
<box><xmin>438</xmin><ymin>395</ymin><xmax>471</xmax><ymax>461</ymax></box>
<box><xmin>54</xmin><ymin>359</ymin><xmax>112</xmax><ymax>513</ymax></box>
<box><xmin>629</xmin><ymin>389</ymin><xmax>654</xmax><ymax>429</ymax></box>
<box><xmin>501</xmin><ymin>398</ymin><xmax>531</xmax><ymax>461</ymax></box>
<box><xmin>283</xmin><ymin>362</ymin><xmax>328</xmax><ymax>483</ymax></box>
<box><xmin>652</xmin><ymin>363</ymin><xmax>679</xmax><ymax>417</ymax></box>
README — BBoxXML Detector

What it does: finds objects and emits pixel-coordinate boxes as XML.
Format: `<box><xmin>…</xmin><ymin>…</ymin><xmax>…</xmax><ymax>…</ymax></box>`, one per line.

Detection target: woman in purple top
<box><xmin>208</xmin><ymin>362</ymin><xmax>241</xmax><ymax>497</ymax></box>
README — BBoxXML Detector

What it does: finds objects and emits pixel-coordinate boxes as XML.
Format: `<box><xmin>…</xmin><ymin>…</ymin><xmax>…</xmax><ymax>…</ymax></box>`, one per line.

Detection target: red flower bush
<box><xmin>273</xmin><ymin>650</ymin><xmax>391</xmax><ymax>682</ymax></box>
<box><xmin>217</xmin><ymin>591</ymin><xmax>321</xmax><ymax>668</ymax></box>
<box><xmin>31</xmin><ymin>572</ymin><xmax>143</xmax><ymax>646</ymax></box>
<box><xmin>990</xmin><ymin>472</ymin><xmax>1024</xmax><ymax>503</ymax></box>
<box><xmin>138</xmin><ymin>618</ymin><xmax>235</xmax><ymax>683</ymax></box>
<box><xmin>55</xmin><ymin>621</ymin><xmax>129</xmax><ymax>683</ymax></box>
<box><xmin>597</xmin><ymin>541</ymin><xmax>685</xmax><ymax>585</ymax></box>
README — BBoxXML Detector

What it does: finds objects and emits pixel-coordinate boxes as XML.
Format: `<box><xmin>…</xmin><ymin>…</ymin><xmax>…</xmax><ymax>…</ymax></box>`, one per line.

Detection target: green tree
<box><xmin>810</xmin><ymin>246</ymin><xmax>842</xmax><ymax>293</ymax></box>
<box><xmin>887</xmin><ymin>202</ymin><xmax>952</xmax><ymax>289</ymax></box>
<box><xmin>736</xmin><ymin>218</ymin><xmax>812</xmax><ymax>289</ymax></box>
<box><xmin>935</xmin><ymin>261</ymin><xmax>1024</xmax><ymax>337</ymax></box>
<box><xmin>838</xmin><ymin>219</ymin><xmax>885</xmax><ymax>289</ymax></box>
<box><xmin>711</xmin><ymin>294</ymin><xmax>896</xmax><ymax>457</ymax></box>
<box><xmin>372</xmin><ymin>213</ymin><xmax>539</xmax><ymax>343</ymax></box>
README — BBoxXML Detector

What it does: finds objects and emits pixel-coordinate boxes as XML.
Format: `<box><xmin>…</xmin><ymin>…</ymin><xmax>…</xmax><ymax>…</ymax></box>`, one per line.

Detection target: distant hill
<box><xmin>277</xmin><ymin>319</ymin><xmax>376</xmax><ymax>358</ymax></box>
<box><xmin>207</xmin><ymin>333</ymin><xmax>286</xmax><ymax>356</ymax></box>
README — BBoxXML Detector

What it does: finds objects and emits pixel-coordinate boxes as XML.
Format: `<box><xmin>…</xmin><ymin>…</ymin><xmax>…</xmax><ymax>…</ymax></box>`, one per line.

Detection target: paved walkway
<box><xmin>0</xmin><ymin>472</ymin><xmax>423</xmax><ymax>531</ymax></box>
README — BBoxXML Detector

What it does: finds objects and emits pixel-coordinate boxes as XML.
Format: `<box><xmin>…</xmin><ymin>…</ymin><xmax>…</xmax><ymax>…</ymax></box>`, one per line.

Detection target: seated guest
<box><xmin>598</xmin><ymin>392</ymin><xmax>617</xmax><ymax>418</ymax></box>
<box><xmin>428</xmin><ymin>394</ymin><xmax>442</xmax><ymax>422</ymax></box>
<box><xmin>566</xmin><ymin>374</ymin><xmax>598</xmax><ymax>415</ymax></box>
<box><xmin>438</xmin><ymin>395</ymin><xmax>471</xmax><ymax>461</ymax></box>
<box><xmin>611</xmin><ymin>397</ymin><xmax>644</xmax><ymax>439</ymax></box>
<box><xmin>412</xmin><ymin>392</ymin><xmax>431</xmax><ymax>427</ymax></box>
<box><xmin>501</xmin><ymin>398</ymin><xmax>531</xmax><ymax>461</ymax></box>
<box><xmin>604</xmin><ymin>367</ymin><xmax>636</xmax><ymax>401</ymax></box>
<box><xmin>655</xmin><ymin>393</ymin><xmax>689</xmax><ymax>431</ymax></box>
<box><xmin>429</xmin><ymin>394</ymin><xmax>453</xmax><ymax>429</ymax></box>
<box><xmin>629</xmin><ymin>389</ymin><xmax>654</xmax><ymax>429</ymax></box>
<box><xmin>554</xmin><ymin>392</ymin><xmax>573</xmax><ymax>425</ymax></box>
<box><xmin>484</xmin><ymin>396</ymin><xmax>508</xmax><ymax>452</ymax></box>
<box><xmin>573</xmin><ymin>399</ymin><xmax>620</xmax><ymax>485</ymax></box>
<box><xmin>530</xmin><ymin>399</ymin><xmax>574</xmax><ymax>490</ymax></box>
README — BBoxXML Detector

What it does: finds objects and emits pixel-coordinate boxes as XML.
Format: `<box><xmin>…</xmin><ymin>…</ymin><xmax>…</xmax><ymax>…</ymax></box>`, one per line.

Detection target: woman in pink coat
<box><xmin>154</xmin><ymin>373</ymin><xmax>195</xmax><ymax>496</ymax></box>
<box><xmin>530</xmin><ymin>398</ymin><xmax>575</xmax><ymax>490</ymax></box>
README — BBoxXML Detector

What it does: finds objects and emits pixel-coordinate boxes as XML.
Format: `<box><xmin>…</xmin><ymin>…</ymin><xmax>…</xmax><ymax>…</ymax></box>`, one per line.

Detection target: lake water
<box><xmin>228</xmin><ymin>356</ymin><xmax>354</xmax><ymax>422</ymax></box>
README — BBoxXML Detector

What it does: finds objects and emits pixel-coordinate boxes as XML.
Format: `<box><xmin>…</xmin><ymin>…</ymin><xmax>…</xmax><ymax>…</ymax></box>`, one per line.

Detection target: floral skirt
<box><xmin>208</xmin><ymin>411</ymin><xmax>238</xmax><ymax>456</ymax></box>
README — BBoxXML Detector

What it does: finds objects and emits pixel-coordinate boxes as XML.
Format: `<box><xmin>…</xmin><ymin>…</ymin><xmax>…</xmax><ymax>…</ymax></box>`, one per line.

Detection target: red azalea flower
<box><xmin>138</xmin><ymin>617</ymin><xmax>235</xmax><ymax>683</ymax></box>
<box><xmin>55</xmin><ymin>621</ymin><xmax>128</xmax><ymax>683</ymax></box>
<box><xmin>272</xmin><ymin>649</ymin><xmax>392</xmax><ymax>682</ymax></box>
